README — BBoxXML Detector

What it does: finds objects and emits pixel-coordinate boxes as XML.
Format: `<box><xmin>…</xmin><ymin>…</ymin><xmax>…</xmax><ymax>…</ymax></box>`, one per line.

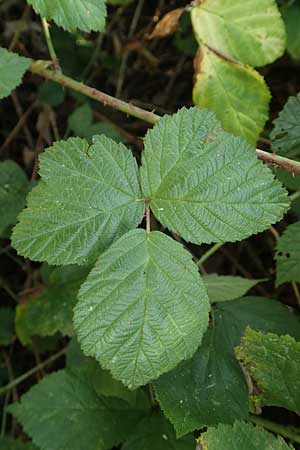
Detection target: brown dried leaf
<box><xmin>148</xmin><ymin>8</ymin><xmax>184</xmax><ymax>39</ymax></box>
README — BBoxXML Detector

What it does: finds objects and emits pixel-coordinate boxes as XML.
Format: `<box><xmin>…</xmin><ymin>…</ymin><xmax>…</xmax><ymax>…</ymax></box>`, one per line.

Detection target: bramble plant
<box><xmin>1</xmin><ymin>1</ymin><xmax>300</xmax><ymax>449</ymax></box>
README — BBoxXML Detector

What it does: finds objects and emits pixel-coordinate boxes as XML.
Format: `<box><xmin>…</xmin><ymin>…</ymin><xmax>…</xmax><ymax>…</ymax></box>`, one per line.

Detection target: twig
<box><xmin>41</xmin><ymin>18</ymin><xmax>61</xmax><ymax>72</ymax></box>
<box><xmin>28</xmin><ymin>61</ymin><xmax>300</xmax><ymax>174</ymax></box>
<box><xmin>0</xmin><ymin>347</ymin><xmax>66</xmax><ymax>398</ymax></box>
<box><xmin>248</xmin><ymin>415</ymin><xmax>300</xmax><ymax>444</ymax></box>
<box><xmin>197</xmin><ymin>243</ymin><xmax>223</xmax><ymax>267</ymax></box>
<box><xmin>0</xmin><ymin>101</ymin><xmax>35</xmax><ymax>154</ymax></box>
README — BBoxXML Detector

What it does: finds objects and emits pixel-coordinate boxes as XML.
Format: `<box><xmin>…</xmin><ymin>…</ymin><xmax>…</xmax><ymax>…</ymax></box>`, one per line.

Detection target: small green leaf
<box><xmin>0</xmin><ymin>437</ymin><xmax>38</xmax><ymax>450</ymax></box>
<box><xmin>275</xmin><ymin>222</ymin><xmax>300</xmax><ymax>286</ymax></box>
<box><xmin>0</xmin><ymin>48</ymin><xmax>31</xmax><ymax>99</ymax></box>
<box><xmin>27</xmin><ymin>0</ymin><xmax>107</xmax><ymax>32</ymax></box>
<box><xmin>0</xmin><ymin>161</ymin><xmax>29</xmax><ymax>233</ymax></box>
<box><xmin>154</xmin><ymin>297</ymin><xmax>300</xmax><ymax>436</ymax></box>
<box><xmin>202</xmin><ymin>274</ymin><xmax>264</xmax><ymax>303</ymax></box>
<box><xmin>122</xmin><ymin>413</ymin><xmax>195</xmax><ymax>450</ymax></box>
<box><xmin>236</xmin><ymin>328</ymin><xmax>300</xmax><ymax>413</ymax></box>
<box><xmin>193</xmin><ymin>48</ymin><xmax>271</xmax><ymax>143</ymax></box>
<box><xmin>282</xmin><ymin>2</ymin><xmax>300</xmax><ymax>60</ymax></box>
<box><xmin>141</xmin><ymin>107</ymin><xmax>288</xmax><ymax>245</ymax></box>
<box><xmin>199</xmin><ymin>421</ymin><xmax>295</xmax><ymax>450</ymax></box>
<box><xmin>271</xmin><ymin>93</ymin><xmax>300</xmax><ymax>159</ymax></box>
<box><xmin>16</xmin><ymin>265</ymin><xmax>90</xmax><ymax>343</ymax></box>
<box><xmin>191</xmin><ymin>0</ymin><xmax>286</xmax><ymax>67</ymax></box>
<box><xmin>9</xmin><ymin>369</ymin><xmax>146</xmax><ymax>450</ymax></box>
<box><xmin>0</xmin><ymin>307</ymin><xmax>15</xmax><ymax>346</ymax></box>
<box><xmin>74</xmin><ymin>229</ymin><xmax>210</xmax><ymax>389</ymax></box>
<box><xmin>12</xmin><ymin>136</ymin><xmax>144</xmax><ymax>265</ymax></box>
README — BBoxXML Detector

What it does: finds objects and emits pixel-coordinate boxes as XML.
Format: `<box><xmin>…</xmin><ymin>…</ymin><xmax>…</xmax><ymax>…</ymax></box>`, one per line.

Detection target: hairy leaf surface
<box><xmin>141</xmin><ymin>107</ymin><xmax>288</xmax><ymax>245</ymax></box>
<box><xmin>122</xmin><ymin>414</ymin><xmax>195</xmax><ymax>450</ymax></box>
<box><xmin>74</xmin><ymin>229</ymin><xmax>210</xmax><ymax>389</ymax></box>
<box><xmin>0</xmin><ymin>437</ymin><xmax>38</xmax><ymax>450</ymax></box>
<box><xmin>275</xmin><ymin>222</ymin><xmax>300</xmax><ymax>286</ymax></box>
<box><xmin>191</xmin><ymin>0</ymin><xmax>286</xmax><ymax>67</ymax></box>
<box><xmin>154</xmin><ymin>297</ymin><xmax>300</xmax><ymax>436</ymax></box>
<box><xmin>9</xmin><ymin>369</ymin><xmax>146</xmax><ymax>450</ymax></box>
<box><xmin>193</xmin><ymin>49</ymin><xmax>271</xmax><ymax>143</ymax></box>
<box><xmin>0</xmin><ymin>48</ymin><xmax>30</xmax><ymax>99</ymax></box>
<box><xmin>236</xmin><ymin>328</ymin><xmax>300</xmax><ymax>413</ymax></box>
<box><xmin>271</xmin><ymin>93</ymin><xmax>300</xmax><ymax>159</ymax></box>
<box><xmin>202</xmin><ymin>274</ymin><xmax>264</xmax><ymax>303</ymax></box>
<box><xmin>199</xmin><ymin>422</ymin><xmax>295</xmax><ymax>450</ymax></box>
<box><xmin>12</xmin><ymin>136</ymin><xmax>144</xmax><ymax>265</ymax></box>
<box><xmin>27</xmin><ymin>0</ymin><xmax>107</xmax><ymax>32</ymax></box>
<box><xmin>0</xmin><ymin>161</ymin><xmax>29</xmax><ymax>233</ymax></box>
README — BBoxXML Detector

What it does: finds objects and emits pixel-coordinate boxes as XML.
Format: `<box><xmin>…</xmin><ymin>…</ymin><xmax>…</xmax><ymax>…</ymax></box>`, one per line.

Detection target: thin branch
<box><xmin>197</xmin><ymin>243</ymin><xmax>223</xmax><ymax>267</ymax></box>
<box><xmin>248</xmin><ymin>415</ymin><xmax>300</xmax><ymax>444</ymax></box>
<box><xmin>41</xmin><ymin>18</ymin><xmax>61</xmax><ymax>72</ymax></box>
<box><xmin>0</xmin><ymin>347</ymin><xmax>66</xmax><ymax>398</ymax></box>
<box><xmin>28</xmin><ymin>61</ymin><xmax>300</xmax><ymax>174</ymax></box>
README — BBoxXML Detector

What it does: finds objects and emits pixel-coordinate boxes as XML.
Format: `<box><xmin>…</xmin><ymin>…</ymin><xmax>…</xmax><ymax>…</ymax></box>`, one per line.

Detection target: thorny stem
<box><xmin>248</xmin><ymin>415</ymin><xmax>300</xmax><ymax>444</ymax></box>
<box><xmin>28</xmin><ymin>61</ymin><xmax>300</xmax><ymax>174</ymax></box>
<box><xmin>197</xmin><ymin>243</ymin><xmax>223</xmax><ymax>267</ymax></box>
<box><xmin>41</xmin><ymin>19</ymin><xmax>61</xmax><ymax>72</ymax></box>
<box><xmin>0</xmin><ymin>347</ymin><xmax>66</xmax><ymax>397</ymax></box>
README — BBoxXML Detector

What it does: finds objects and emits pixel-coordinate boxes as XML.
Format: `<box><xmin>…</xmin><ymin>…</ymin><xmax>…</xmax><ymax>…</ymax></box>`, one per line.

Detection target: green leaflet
<box><xmin>191</xmin><ymin>0</ymin><xmax>286</xmax><ymax>67</ymax></box>
<box><xmin>0</xmin><ymin>437</ymin><xmax>38</xmax><ymax>450</ymax></box>
<box><xmin>154</xmin><ymin>297</ymin><xmax>300</xmax><ymax>437</ymax></box>
<box><xmin>202</xmin><ymin>274</ymin><xmax>264</xmax><ymax>303</ymax></box>
<box><xmin>16</xmin><ymin>265</ymin><xmax>90</xmax><ymax>344</ymax></box>
<box><xmin>26</xmin><ymin>0</ymin><xmax>107</xmax><ymax>32</ymax></box>
<box><xmin>282</xmin><ymin>2</ymin><xmax>300</xmax><ymax>60</ymax></box>
<box><xmin>74</xmin><ymin>229</ymin><xmax>210</xmax><ymax>389</ymax></box>
<box><xmin>8</xmin><ymin>369</ymin><xmax>146</xmax><ymax>450</ymax></box>
<box><xmin>0</xmin><ymin>48</ymin><xmax>31</xmax><ymax>100</ymax></box>
<box><xmin>0</xmin><ymin>307</ymin><xmax>15</xmax><ymax>346</ymax></box>
<box><xmin>193</xmin><ymin>48</ymin><xmax>271</xmax><ymax>143</ymax></box>
<box><xmin>122</xmin><ymin>413</ymin><xmax>195</xmax><ymax>450</ymax></box>
<box><xmin>0</xmin><ymin>161</ymin><xmax>29</xmax><ymax>233</ymax></box>
<box><xmin>199</xmin><ymin>421</ymin><xmax>295</xmax><ymax>450</ymax></box>
<box><xmin>12</xmin><ymin>136</ymin><xmax>144</xmax><ymax>265</ymax></box>
<box><xmin>275</xmin><ymin>222</ymin><xmax>300</xmax><ymax>286</ymax></box>
<box><xmin>141</xmin><ymin>107</ymin><xmax>288</xmax><ymax>245</ymax></box>
<box><xmin>236</xmin><ymin>328</ymin><xmax>300</xmax><ymax>413</ymax></box>
<box><xmin>271</xmin><ymin>93</ymin><xmax>300</xmax><ymax>159</ymax></box>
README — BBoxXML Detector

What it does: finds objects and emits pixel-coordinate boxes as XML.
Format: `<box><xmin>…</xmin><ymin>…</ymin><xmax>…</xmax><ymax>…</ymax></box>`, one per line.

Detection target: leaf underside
<box><xmin>202</xmin><ymin>274</ymin><xmax>264</xmax><ymax>303</ymax></box>
<box><xmin>74</xmin><ymin>229</ymin><xmax>210</xmax><ymax>389</ymax></box>
<box><xmin>275</xmin><ymin>222</ymin><xmax>300</xmax><ymax>286</ymax></box>
<box><xmin>191</xmin><ymin>0</ymin><xmax>286</xmax><ymax>67</ymax></box>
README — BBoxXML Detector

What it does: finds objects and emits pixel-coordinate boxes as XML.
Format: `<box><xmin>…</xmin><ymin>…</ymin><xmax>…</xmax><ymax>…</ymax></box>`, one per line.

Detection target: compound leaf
<box><xmin>236</xmin><ymin>328</ymin><xmax>300</xmax><ymax>413</ymax></box>
<box><xmin>202</xmin><ymin>274</ymin><xmax>264</xmax><ymax>303</ymax></box>
<box><xmin>26</xmin><ymin>0</ymin><xmax>107</xmax><ymax>32</ymax></box>
<box><xmin>0</xmin><ymin>161</ymin><xmax>29</xmax><ymax>233</ymax></box>
<box><xmin>275</xmin><ymin>222</ymin><xmax>300</xmax><ymax>286</ymax></box>
<box><xmin>9</xmin><ymin>369</ymin><xmax>145</xmax><ymax>450</ymax></box>
<box><xmin>271</xmin><ymin>93</ymin><xmax>300</xmax><ymax>159</ymax></box>
<box><xmin>0</xmin><ymin>48</ymin><xmax>30</xmax><ymax>99</ymax></box>
<box><xmin>12</xmin><ymin>136</ymin><xmax>144</xmax><ymax>265</ymax></box>
<box><xmin>154</xmin><ymin>297</ymin><xmax>300</xmax><ymax>437</ymax></box>
<box><xmin>0</xmin><ymin>437</ymin><xmax>38</xmax><ymax>450</ymax></box>
<box><xmin>199</xmin><ymin>422</ymin><xmax>295</xmax><ymax>450</ymax></box>
<box><xmin>141</xmin><ymin>107</ymin><xmax>288</xmax><ymax>245</ymax></box>
<box><xmin>74</xmin><ymin>229</ymin><xmax>210</xmax><ymax>389</ymax></box>
<box><xmin>191</xmin><ymin>0</ymin><xmax>286</xmax><ymax>67</ymax></box>
<box><xmin>16</xmin><ymin>265</ymin><xmax>90</xmax><ymax>344</ymax></box>
<box><xmin>193</xmin><ymin>48</ymin><xmax>271</xmax><ymax>144</ymax></box>
<box><xmin>122</xmin><ymin>413</ymin><xmax>195</xmax><ymax>450</ymax></box>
